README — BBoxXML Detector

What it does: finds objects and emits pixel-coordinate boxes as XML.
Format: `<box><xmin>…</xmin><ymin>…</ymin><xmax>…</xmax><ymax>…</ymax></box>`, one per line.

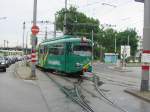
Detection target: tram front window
<box><xmin>73</xmin><ymin>45</ymin><xmax>92</xmax><ymax>56</ymax></box>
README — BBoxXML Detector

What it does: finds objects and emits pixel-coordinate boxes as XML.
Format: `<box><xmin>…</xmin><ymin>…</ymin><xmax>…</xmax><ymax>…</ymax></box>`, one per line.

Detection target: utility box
<box><xmin>104</xmin><ymin>53</ymin><xmax>118</xmax><ymax>64</ymax></box>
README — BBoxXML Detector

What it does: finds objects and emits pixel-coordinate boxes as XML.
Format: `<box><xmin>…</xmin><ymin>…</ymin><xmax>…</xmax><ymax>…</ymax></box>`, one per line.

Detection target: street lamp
<box><xmin>0</xmin><ymin>17</ymin><xmax>7</xmax><ymax>20</ymax></box>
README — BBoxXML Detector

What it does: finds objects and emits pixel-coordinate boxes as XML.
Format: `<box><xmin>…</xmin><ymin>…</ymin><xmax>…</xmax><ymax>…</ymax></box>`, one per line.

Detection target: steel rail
<box><xmin>93</xmin><ymin>76</ymin><xmax>128</xmax><ymax>112</ymax></box>
<box><xmin>74</xmin><ymin>82</ymin><xmax>95</xmax><ymax>112</ymax></box>
<box><xmin>44</xmin><ymin>72</ymin><xmax>95</xmax><ymax>112</ymax></box>
<box><xmin>54</xmin><ymin>74</ymin><xmax>95</xmax><ymax>112</ymax></box>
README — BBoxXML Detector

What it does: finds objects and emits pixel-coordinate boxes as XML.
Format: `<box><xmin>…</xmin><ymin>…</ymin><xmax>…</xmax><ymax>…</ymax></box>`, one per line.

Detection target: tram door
<box><xmin>65</xmin><ymin>42</ymin><xmax>73</xmax><ymax>73</ymax></box>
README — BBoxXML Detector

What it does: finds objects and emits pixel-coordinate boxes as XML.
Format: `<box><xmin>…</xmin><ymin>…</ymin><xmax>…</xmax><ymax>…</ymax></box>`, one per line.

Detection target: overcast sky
<box><xmin>0</xmin><ymin>0</ymin><xmax>144</xmax><ymax>47</ymax></box>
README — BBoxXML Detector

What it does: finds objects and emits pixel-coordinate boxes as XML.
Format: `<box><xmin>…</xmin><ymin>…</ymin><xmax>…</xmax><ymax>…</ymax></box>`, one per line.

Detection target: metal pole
<box><xmin>23</xmin><ymin>22</ymin><xmax>25</xmax><ymax>53</ymax></box>
<box><xmin>63</xmin><ymin>0</ymin><xmax>67</xmax><ymax>35</ymax></box>
<box><xmin>33</xmin><ymin>0</ymin><xmax>37</xmax><ymax>26</ymax></box>
<box><xmin>54</xmin><ymin>14</ymin><xmax>56</xmax><ymax>37</ymax></box>
<box><xmin>100</xmin><ymin>45</ymin><xmax>103</xmax><ymax>62</ymax></box>
<box><xmin>26</xmin><ymin>32</ymin><xmax>28</xmax><ymax>55</ymax></box>
<box><xmin>4</xmin><ymin>40</ymin><xmax>6</xmax><ymax>50</ymax></box>
<box><xmin>91</xmin><ymin>30</ymin><xmax>94</xmax><ymax>72</ymax></box>
<box><xmin>31</xmin><ymin>0</ymin><xmax>37</xmax><ymax>78</ymax></box>
<box><xmin>128</xmin><ymin>35</ymin><xmax>129</xmax><ymax>45</ymax></box>
<box><xmin>141</xmin><ymin>0</ymin><xmax>150</xmax><ymax>91</ymax></box>
<box><xmin>115</xmin><ymin>34</ymin><xmax>117</xmax><ymax>63</ymax></box>
<box><xmin>115</xmin><ymin>34</ymin><xmax>116</xmax><ymax>53</ymax></box>
<box><xmin>45</xmin><ymin>25</ymin><xmax>47</xmax><ymax>40</ymax></box>
<box><xmin>7</xmin><ymin>41</ymin><xmax>8</xmax><ymax>50</ymax></box>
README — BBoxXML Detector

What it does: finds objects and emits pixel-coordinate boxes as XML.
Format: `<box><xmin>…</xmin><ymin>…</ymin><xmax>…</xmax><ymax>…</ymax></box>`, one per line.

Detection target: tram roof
<box><xmin>40</xmin><ymin>35</ymin><xmax>91</xmax><ymax>46</ymax></box>
<box><xmin>42</xmin><ymin>35</ymin><xmax>75</xmax><ymax>43</ymax></box>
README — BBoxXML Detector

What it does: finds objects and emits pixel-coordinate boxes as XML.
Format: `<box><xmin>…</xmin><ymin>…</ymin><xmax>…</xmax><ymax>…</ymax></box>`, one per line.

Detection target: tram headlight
<box><xmin>75</xmin><ymin>63</ymin><xmax>82</xmax><ymax>67</ymax></box>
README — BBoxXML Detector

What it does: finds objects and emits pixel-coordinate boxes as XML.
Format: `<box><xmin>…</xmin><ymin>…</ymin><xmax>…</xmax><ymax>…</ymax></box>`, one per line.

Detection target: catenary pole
<box><xmin>26</xmin><ymin>32</ymin><xmax>28</xmax><ymax>55</ymax></box>
<box><xmin>23</xmin><ymin>22</ymin><xmax>25</xmax><ymax>53</ymax></box>
<box><xmin>31</xmin><ymin>0</ymin><xmax>38</xmax><ymax>78</ymax></box>
<box><xmin>135</xmin><ymin>0</ymin><xmax>150</xmax><ymax>91</ymax></box>
<box><xmin>115</xmin><ymin>34</ymin><xmax>116</xmax><ymax>53</ymax></box>
<box><xmin>54</xmin><ymin>14</ymin><xmax>56</xmax><ymax>37</ymax></box>
<box><xmin>114</xmin><ymin>34</ymin><xmax>117</xmax><ymax>64</ymax></box>
<box><xmin>4</xmin><ymin>40</ymin><xmax>6</xmax><ymax>49</ymax></box>
<box><xmin>141</xmin><ymin>0</ymin><xmax>150</xmax><ymax>91</ymax></box>
<box><xmin>91</xmin><ymin>30</ymin><xmax>94</xmax><ymax>72</ymax></box>
<box><xmin>7</xmin><ymin>41</ymin><xmax>8</xmax><ymax>50</ymax></box>
<box><xmin>63</xmin><ymin>0</ymin><xmax>67</xmax><ymax>35</ymax></box>
<box><xmin>45</xmin><ymin>25</ymin><xmax>47</xmax><ymax>40</ymax></box>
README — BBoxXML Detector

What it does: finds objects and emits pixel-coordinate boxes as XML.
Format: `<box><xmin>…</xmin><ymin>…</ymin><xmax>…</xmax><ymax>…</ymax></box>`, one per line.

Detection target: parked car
<box><xmin>4</xmin><ymin>57</ymin><xmax>11</xmax><ymax>67</ymax></box>
<box><xmin>0</xmin><ymin>57</ymin><xmax>7</xmax><ymax>72</ymax></box>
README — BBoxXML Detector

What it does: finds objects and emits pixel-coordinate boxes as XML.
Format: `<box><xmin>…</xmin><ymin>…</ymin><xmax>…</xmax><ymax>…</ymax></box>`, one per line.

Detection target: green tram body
<box><xmin>37</xmin><ymin>35</ymin><xmax>92</xmax><ymax>74</ymax></box>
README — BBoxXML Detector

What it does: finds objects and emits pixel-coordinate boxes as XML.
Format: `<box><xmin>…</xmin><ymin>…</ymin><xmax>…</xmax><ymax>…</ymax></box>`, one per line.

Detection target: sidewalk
<box><xmin>15</xmin><ymin>61</ymin><xmax>83</xmax><ymax>112</ymax></box>
<box><xmin>15</xmin><ymin>62</ymin><xmax>32</xmax><ymax>79</ymax></box>
<box><xmin>0</xmin><ymin>64</ymin><xmax>50</xmax><ymax>112</ymax></box>
<box><xmin>125</xmin><ymin>88</ymin><xmax>150</xmax><ymax>103</ymax></box>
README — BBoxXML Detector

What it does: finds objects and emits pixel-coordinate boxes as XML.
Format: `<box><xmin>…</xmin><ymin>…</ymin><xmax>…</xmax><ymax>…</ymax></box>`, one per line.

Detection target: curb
<box><xmin>124</xmin><ymin>89</ymin><xmax>150</xmax><ymax>103</ymax></box>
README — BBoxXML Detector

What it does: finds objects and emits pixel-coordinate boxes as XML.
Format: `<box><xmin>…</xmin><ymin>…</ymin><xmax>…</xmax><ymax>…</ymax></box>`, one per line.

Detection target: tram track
<box><xmin>43</xmin><ymin>71</ymin><xmax>95</xmax><ymax>112</ymax></box>
<box><xmin>58</xmin><ymin>73</ymin><xmax>128</xmax><ymax>112</ymax></box>
<box><xmin>93</xmin><ymin>75</ymin><xmax>128</xmax><ymax>112</ymax></box>
<box><xmin>38</xmin><ymin>66</ymin><xmax>129</xmax><ymax>112</ymax></box>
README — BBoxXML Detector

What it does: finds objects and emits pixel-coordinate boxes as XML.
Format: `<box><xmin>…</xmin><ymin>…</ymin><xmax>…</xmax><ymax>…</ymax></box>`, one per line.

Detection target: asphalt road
<box><xmin>94</xmin><ymin>62</ymin><xmax>150</xmax><ymax>112</ymax></box>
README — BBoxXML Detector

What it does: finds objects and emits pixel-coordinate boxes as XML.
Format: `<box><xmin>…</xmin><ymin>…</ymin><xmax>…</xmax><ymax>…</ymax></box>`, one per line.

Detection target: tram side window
<box><xmin>49</xmin><ymin>47</ymin><xmax>64</xmax><ymax>55</ymax></box>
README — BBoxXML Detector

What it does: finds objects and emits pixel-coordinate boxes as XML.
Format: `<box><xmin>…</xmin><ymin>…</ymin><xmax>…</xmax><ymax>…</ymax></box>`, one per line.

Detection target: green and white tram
<box><xmin>37</xmin><ymin>35</ymin><xmax>92</xmax><ymax>75</ymax></box>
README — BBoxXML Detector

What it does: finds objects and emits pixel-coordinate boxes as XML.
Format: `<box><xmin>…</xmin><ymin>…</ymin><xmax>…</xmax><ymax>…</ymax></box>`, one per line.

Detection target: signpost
<box><xmin>31</xmin><ymin>25</ymin><xmax>39</xmax><ymax>35</ymax></box>
<box><xmin>31</xmin><ymin>25</ymin><xmax>39</xmax><ymax>77</ymax></box>
<box><xmin>30</xmin><ymin>0</ymin><xmax>39</xmax><ymax>78</ymax></box>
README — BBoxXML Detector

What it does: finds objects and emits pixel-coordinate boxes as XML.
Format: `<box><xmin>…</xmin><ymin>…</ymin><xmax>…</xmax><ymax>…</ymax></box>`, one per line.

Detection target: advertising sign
<box><xmin>121</xmin><ymin>45</ymin><xmax>130</xmax><ymax>59</ymax></box>
<box><xmin>142</xmin><ymin>50</ymin><xmax>150</xmax><ymax>63</ymax></box>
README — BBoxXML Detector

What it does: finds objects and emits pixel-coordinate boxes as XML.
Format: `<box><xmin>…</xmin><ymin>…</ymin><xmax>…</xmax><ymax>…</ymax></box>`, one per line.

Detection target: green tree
<box><xmin>117</xmin><ymin>29</ymin><xmax>138</xmax><ymax>56</ymax></box>
<box><xmin>101</xmin><ymin>28</ymin><xmax>117</xmax><ymax>53</ymax></box>
<box><xmin>56</xmin><ymin>6</ymin><xmax>100</xmax><ymax>36</ymax></box>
